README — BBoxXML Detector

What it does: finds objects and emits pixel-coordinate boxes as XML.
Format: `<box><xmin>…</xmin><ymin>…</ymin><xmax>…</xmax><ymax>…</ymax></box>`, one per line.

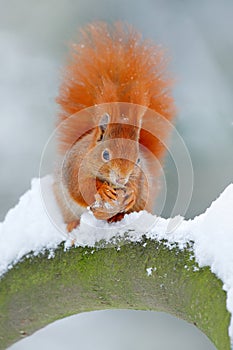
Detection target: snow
<box><xmin>146</xmin><ymin>267</ymin><xmax>153</xmax><ymax>276</ymax></box>
<box><xmin>0</xmin><ymin>176</ymin><xmax>67</xmax><ymax>276</ymax></box>
<box><xmin>146</xmin><ymin>267</ymin><xmax>157</xmax><ymax>276</ymax></box>
<box><xmin>0</xmin><ymin>175</ymin><xmax>233</xmax><ymax>343</ymax></box>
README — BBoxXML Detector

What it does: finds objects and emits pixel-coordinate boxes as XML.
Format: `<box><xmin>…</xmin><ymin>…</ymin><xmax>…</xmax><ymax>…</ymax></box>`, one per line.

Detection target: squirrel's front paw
<box><xmin>97</xmin><ymin>182</ymin><xmax>117</xmax><ymax>203</ymax></box>
<box><xmin>91</xmin><ymin>184</ymin><xmax>124</xmax><ymax>220</ymax></box>
<box><xmin>124</xmin><ymin>186</ymin><xmax>136</xmax><ymax>212</ymax></box>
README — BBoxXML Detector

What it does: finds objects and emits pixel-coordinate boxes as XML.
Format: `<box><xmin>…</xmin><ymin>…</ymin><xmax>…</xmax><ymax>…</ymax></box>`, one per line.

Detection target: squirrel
<box><xmin>53</xmin><ymin>22</ymin><xmax>175</xmax><ymax>232</ymax></box>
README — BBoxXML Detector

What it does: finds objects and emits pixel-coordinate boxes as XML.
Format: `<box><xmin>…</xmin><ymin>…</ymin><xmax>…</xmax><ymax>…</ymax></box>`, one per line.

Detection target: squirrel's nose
<box><xmin>110</xmin><ymin>170</ymin><xmax>129</xmax><ymax>187</ymax></box>
<box><xmin>116</xmin><ymin>177</ymin><xmax>127</xmax><ymax>185</ymax></box>
<box><xmin>117</xmin><ymin>178</ymin><xmax>125</xmax><ymax>184</ymax></box>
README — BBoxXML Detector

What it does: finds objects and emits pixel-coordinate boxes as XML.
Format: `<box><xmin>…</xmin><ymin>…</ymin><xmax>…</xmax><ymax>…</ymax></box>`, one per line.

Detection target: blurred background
<box><xmin>1</xmin><ymin>0</ymin><xmax>233</xmax><ymax>349</ymax></box>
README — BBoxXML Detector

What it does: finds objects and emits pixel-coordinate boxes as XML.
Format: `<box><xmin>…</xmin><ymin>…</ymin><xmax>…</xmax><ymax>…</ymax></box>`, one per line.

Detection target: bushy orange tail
<box><xmin>56</xmin><ymin>22</ymin><xmax>175</xmax><ymax>154</ymax></box>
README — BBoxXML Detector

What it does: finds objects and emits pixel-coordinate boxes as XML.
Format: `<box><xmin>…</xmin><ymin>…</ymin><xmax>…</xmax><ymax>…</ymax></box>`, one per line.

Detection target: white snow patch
<box><xmin>0</xmin><ymin>176</ymin><xmax>67</xmax><ymax>277</ymax></box>
<box><xmin>146</xmin><ymin>267</ymin><xmax>157</xmax><ymax>276</ymax></box>
<box><xmin>190</xmin><ymin>184</ymin><xmax>233</xmax><ymax>341</ymax></box>
<box><xmin>146</xmin><ymin>267</ymin><xmax>153</xmax><ymax>276</ymax></box>
<box><xmin>0</xmin><ymin>175</ymin><xmax>233</xmax><ymax>343</ymax></box>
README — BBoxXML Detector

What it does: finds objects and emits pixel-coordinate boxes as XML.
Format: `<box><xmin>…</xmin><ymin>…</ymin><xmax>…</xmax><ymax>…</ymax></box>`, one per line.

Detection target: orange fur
<box><xmin>56</xmin><ymin>22</ymin><xmax>175</xmax><ymax>154</ymax></box>
<box><xmin>54</xmin><ymin>22</ymin><xmax>175</xmax><ymax>228</ymax></box>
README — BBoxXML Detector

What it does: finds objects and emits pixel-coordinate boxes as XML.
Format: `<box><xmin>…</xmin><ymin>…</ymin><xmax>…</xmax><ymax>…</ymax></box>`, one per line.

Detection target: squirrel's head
<box><xmin>87</xmin><ymin>112</ymin><xmax>142</xmax><ymax>187</ymax></box>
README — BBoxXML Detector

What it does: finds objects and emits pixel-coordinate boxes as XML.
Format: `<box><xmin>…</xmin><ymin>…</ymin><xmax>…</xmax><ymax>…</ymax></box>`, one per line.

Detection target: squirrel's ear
<box><xmin>99</xmin><ymin>113</ymin><xmax>110</xmax><ymax>132</ymax></box>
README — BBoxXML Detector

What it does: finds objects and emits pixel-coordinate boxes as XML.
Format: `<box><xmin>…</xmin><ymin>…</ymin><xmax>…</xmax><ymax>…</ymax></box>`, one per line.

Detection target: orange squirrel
<box><xmin>54</xmin><ymin>22</ymin><xmax>175</xmax><ymax>231</ymax></box>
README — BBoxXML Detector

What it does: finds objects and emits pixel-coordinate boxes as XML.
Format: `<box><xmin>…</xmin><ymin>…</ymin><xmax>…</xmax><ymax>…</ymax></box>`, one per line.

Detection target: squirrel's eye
<box><xmin>137</xmin><ymin>158</ymin><xmax>141</xmax><ymax>164</ymax></box>
<box><xmin>102</xmin><ymin>149</ymin><xmax>110</xmax><ymax>162</ymax></box>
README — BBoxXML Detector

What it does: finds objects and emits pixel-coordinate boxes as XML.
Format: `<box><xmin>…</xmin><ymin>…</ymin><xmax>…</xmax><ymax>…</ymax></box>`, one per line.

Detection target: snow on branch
<box><xmin>0</xmin><ymin>176</ymin><xmax>233</xmax><ymax>345</ymax></box>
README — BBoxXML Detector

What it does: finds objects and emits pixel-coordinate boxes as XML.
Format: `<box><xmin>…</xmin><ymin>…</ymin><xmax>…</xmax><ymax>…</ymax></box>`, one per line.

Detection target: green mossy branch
<box><xmin>0</xmin><ymin>239</ymin><xmax>231</xmax><ymax>349</ymax></box>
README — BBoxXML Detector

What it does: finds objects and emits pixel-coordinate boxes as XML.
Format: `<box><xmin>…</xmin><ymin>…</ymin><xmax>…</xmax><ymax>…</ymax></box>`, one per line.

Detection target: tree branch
<box><xmin>0</xmin><ymin>238</ymin><xmax>230</xmax><ymax>349</ymax></box>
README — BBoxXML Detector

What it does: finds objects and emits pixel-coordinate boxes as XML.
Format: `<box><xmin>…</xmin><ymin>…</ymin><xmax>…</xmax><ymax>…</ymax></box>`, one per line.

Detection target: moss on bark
<box><xmin>0</xmin><ymin>239</ymin><xmax>230</xmax><ymax>349</ymax></box>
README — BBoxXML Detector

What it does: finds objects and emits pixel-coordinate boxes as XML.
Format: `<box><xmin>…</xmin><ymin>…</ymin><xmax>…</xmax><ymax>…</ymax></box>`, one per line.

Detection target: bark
<box><xmin>0</xmin><ymin>238</ymin><xmax>230</xmax><ymax>349</ymax></box>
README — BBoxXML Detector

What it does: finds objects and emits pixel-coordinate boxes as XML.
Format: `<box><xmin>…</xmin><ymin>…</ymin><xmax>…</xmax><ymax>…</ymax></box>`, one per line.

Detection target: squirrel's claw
<box><xmin>92</xmin><ymin>182</ymin><xmax>136</xmax><ymax>220</ymax></box>
<box><xmin>124</xmin><ymin>188</ymin><xmax>136</xmax><ymax>212</ymax></box>
<box><xmin>124</xmin><ymin>195</ymin><xmax>136</xmax><ymax>212</ymax></box>
<box><xmin>97</xmin><ymin>183</ymin><xmax>117</xmax><ymax>203</ymax></box>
